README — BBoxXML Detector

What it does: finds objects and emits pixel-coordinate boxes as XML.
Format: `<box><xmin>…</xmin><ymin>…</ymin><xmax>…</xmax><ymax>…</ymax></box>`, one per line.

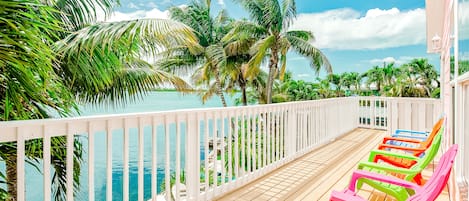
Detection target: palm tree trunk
<box><xmin>6</xmin><ymin>155</ymin><xmax>17</xmax><ymax>201</ymax></box>
<box><xmin>266</xmin><ymin>45</ymin><xmax>279</xmax><ymax>104</ymax></box>
<box><xmin>241</xmin><ymin>83</ymin><xmax>247</xmax><ymax>106</ymax></box>
<box><xmin>213</xmin><ymin>67</ymin><xmax>228</xmax><ymax>107</ymax></box>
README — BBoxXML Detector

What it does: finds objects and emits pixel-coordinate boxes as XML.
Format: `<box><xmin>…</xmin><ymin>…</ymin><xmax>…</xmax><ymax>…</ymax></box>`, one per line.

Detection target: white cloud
<box><xmin>217</xmin><ymin>0</ymin><xmax>225</xmax><ymax>7</ymax></box>
<box><xmin>459</xmin><ymin>2</ymin><xmax>469</xmax><ymax>40</ymax></box>
<box><xmin>128</xmin><ymin>3</ymin><xmax>139</xmax><ymax>9</ymax></box>
<box><xmin>288</xmin><ymin>57</ymin><xmax>306</xmax><ymax>61</ymax></box>
<box><xmin>297</xmin><ymin>73</ymin><xmax>311</xmax><ymax>78</ymax></box>
<box><xmin>106</xmin><ymin>8</ymin><xmax>170</xmax><ymax>22</ymax></box>
<box><xmin>368</xmin><ymin>56</ymin><xmax>418</xmax><ymax>65</ymax></box>
<box><xmin>369</xmin><ymin>57</ymin><xmax>396</xmax><ymax>64</ymax></box>
<box><xmin>290</xmin><ymin>7</ymin><xmax>426</xmax><ymax>50</ymax></box>
<box><xmin>148</xmin><ymin>2</ymin><xmax>158</xmax><ymax>8</ymax></box>
<box><xmin>160</xmin><ymin>0</ymin><xmax>172</xmax><ymax>5</ymax></box>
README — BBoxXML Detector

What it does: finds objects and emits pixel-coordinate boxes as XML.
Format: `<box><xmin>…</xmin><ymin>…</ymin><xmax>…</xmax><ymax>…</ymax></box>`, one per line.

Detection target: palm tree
<box><xmin>387</xmin><ymin>71</ymin><xmax>426</xmax><ymax>97</ymax></box>
<box><xmin>382</xmin><ymin>62</ymin><xmax>399</xmax><ymax>86</ymax></box>
<box><xmin>450</xmin><ymin>56</ymin><xmax>469</xmax><ymax>77</ymax></box>
<box><xmin>364</xmin><ymin>66</ymin><xmax>384</xmax><ymax>93</ymax></box>
<box><xmin>223</xmin><ymin>20</ymin><xmax>262</xmax><ymax>106</ymax></box>
<box><xmin>349</xmin><ymin>72</ymin><xmax>362</xmax><ymax>92</ymax></box>
<box><xmin>403</xmin><ymin>59</ymin><xmax>438</xmax><ymax>97</ymax></box>
<box><xmin>231</xmin><ymin>0</ymin><xmax>332</xmax><ymax>104</ymax></box>
<box><xmin>159</xmin><ymin>0</ymin><xmax>232</xmax><ymax>107</ymax></box>
<box><xmin>327</xmin><ymin>74</ymin><xmax>343</xmax><ymax>91</ymax></box>
<box><xmin>1</xmin><ymin>0</ymin><xmax>197</xmax><ymax>200</ymax></box>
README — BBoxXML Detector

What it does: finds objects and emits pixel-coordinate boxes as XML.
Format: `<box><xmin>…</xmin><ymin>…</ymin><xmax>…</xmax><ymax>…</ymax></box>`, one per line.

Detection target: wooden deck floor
<box><xmin>216</xmin><ymin>128</ymin><xmax>451</xmax><ymax>201</ymax></box>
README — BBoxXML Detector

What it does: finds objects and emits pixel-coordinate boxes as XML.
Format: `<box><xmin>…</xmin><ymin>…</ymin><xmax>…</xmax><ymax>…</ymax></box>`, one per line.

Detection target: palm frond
<box><xmin>248</xmin><ymin>35</ymin><xmax>275</xmax><ymax>76</ymax></box>
<box><xmin>232</xmin><ymin>0</ymin><xmax>266</xmax><ymax>26</ymax></box>
<box><xmin>157</xmin><ymin>53</ymin><xmax>201</xmax><ymax>74</ymax></box>
<box><xmin>279</xmin><ymin>43</ymin><xmax>289</xmax><ymax>81</ymax></box>
<box><xmin>78</xmin><ymin>58</ymin><xmax>191</xmax><ymax>105</ymax></box>
<box><xmin>286</xmin><ymin>30</ymin><xmax>315</xmax><ymax>42</ymax></box>
<box><xmin>286</xmin><ymin>34</ymin><xmax>332</xmax><ymax>75</ymax></box>
<box><xmin>0</xmin><ymin>1</ymin><xmax>77</xmax><ymax>120</ymax></box>
<box><xmin>56</xmin><ymin>18</ymin><xmax>200</xmax><ymax>58</ymax></box>
<box><xmin>206</xmin><ymin>44</ymin><xmax>227</xmax><ymax>70</ymax></box>
<box><xmin>215</xmin><ymin>9</ymin><xmax>231</xmax><ymax>26</ymax></box>
<box><xmin>222</xmin><ymin>20</ymin><xmax>267</xmax><ymax>44</ymax></box>
<box><xmin>53</xmin><ymin>0</ymin><xmax>119</xmax><ymax>31</ymax></box>
<box><xmin>281</xmin><ymin>0</ymin><xmax>297</xmax><ymax>29</ymax></box>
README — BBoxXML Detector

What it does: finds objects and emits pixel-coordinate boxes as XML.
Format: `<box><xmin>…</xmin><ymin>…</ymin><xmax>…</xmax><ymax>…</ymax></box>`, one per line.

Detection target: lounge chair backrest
<box><xmin>408</xmin><ymin>144</ymin><xmax>458</xmax><ymax>201</ymax></box>
<box><xmin>409</xmin><ymin>132</ymin><xmax>442</xmax><ymax>175</ymax></box>
<box><xmin>421</xmin><ymin>117</ymin><xmax>445</xmax><ymax>148</ymax></box>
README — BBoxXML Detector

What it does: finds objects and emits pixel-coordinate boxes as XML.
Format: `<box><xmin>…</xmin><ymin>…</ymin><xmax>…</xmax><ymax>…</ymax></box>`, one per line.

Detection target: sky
<box><xmin>105</xmin><ymin>0</ymin><xmax>469</xmax><ymax>81</ymax></box>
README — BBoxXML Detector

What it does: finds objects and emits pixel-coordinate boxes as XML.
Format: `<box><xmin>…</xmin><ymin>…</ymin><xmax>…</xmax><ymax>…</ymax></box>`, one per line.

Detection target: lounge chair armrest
<box><xmin>347</xmin><ymin>170</ymin><xmax>422</xmax><ymax>192</ymax></box>
<box><xmin>357</xmin><ymin>161</ymin><xmax>419</xmax><ymax>175</ymax></box>
<box><xmin>394</xmin><ymin>129</ymin><xmax>428</xmax><ymax>135</ymax></box>
<box><xmin>382</xmin><ymin>136</ymin><xmax>421</xmax><ymax>144</ymax></box>
<box><xmin>368</xmin><ymin>149</ymin><xmax>419</xmax><ymax>162</ymax></box>
<box><xmin>377</xmin><ymin>144</ymin><xmax>425</xmax><ymax>154</ymax></box>
<box><xmin>391</xmin><ymin>134</ymin><xmax>428</xmax><ymax>140</ymax></box>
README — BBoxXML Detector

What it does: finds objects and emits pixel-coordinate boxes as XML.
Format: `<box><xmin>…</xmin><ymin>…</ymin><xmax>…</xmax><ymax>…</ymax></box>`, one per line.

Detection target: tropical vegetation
<box><xmin>230</xmin><ymin>0</ymin><xmax>333</xmax><ymax>104</ymax></box>
<box><xmin>232</xmin><ymin>58</ymin><xmax>444</xmax><ymax>104</ymax></box>
<box><xmin>1</xmin><ymin>0</ymin><xmax>197</xmax><ymax>200</ymax></box>
<box><xmin>3</xmin><ymin>0</ymin><xmax>467</xmax><ymax>200</ymax></box>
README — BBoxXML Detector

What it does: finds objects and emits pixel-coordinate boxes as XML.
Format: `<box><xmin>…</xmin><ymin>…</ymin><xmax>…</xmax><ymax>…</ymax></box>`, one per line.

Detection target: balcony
<box><xmin>3</xmin><ymin>89</ymin><xmax>468</xmax><ymax>201</ymax></box>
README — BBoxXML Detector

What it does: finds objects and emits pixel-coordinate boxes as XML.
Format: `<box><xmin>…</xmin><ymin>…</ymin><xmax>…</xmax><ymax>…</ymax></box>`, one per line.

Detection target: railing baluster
<box><xmin>204</xmin><ymin>112</ymin><xmax>210</xmax><ymax>198</ymax></box>
<box><xmin>17</xmin><ymin>128</ymin><xmax>25</xmax><ymax>201</ymax></box>
<box><xmin>220</xmin><ymin>111</ymin><xmax>226</xmax><ymax>187</ymax></box>
<box><xmin>164</xmin><ymin>116</ymin><xmax>171</xmax><ymax>201</ymax></box>
<box><xmin>106</xmin><ymin>121</ymin><xmax>113</xmax><ymax>201</ymax></box>
<box><xmin>212</xmin><ymin>112</ymin><xmax>218</xmax><ymax>193</ymax></box>
<box><xmin>241</xmin><ymin>110</ymin><xmax>246</xmax><ymax>176</ymax></box>
<box><xmin>251</xmin><ymin>109</ymin><xmax>256</xmax><ymax>171</ymax></box>
<box><xmin>227</xmin><ymin>111</ymin><xmax>233</xmax><ymax>181</ymax></box>
<box><xmin>247</xmin><ymin>109</ymin><xmax>251</xmax><ymax>173</ymax></box>
<box><xmin>138</xmin><ymin>118</ymin><xmax>144</xmax><ymax>201</ymax></box>
<box><xmin>43</xmin><ymin>126</ymin><xmax>51</xmax><ymax>201</ymax></box>
<box><xmin>234</xmin><ymin>110</ymin><xmax>239</xmax><ymax>179</ymax></box>
<box><xmin>186</xmin><ymin>113</ymin><xmax>200</xmax><ymax>200</ymax></box>
<box><xmin>175</xmin><ymin>116</ymin><xmax>181</xmax><ymax>200</ymax></box>
<box><xmin>263</xmin><ymin>109</ymin><xmax>267</xmax><ymax>166</ymax></box>
<box><xmin>257</xmin><ymin>108</ymin><xmax>261</xmax><ymax>168</ymax></box>
<box><xmin>151</xmin><ymin>117</ymin><xmax>157</xmax><ymax>200</ymax></box>
<box><xmin>123</xmin><ymin>119</ymin><xmax>129</xmax><ymax>201</ymax></box>
<box><xmin>88</xmin><ymin>123</ymin><xmax>95</xmax><ymax>201</ymax></box>
<box><xmin>267</xmin><ymin>110</ymin><xmax>271</xmax><ymax>164</ymax></box>
<box><xmin>66</xmin><ymin>124</ymin><xmax>74</xmax><ymax>201</ymax></box>
<box><xmin>275</xmin><ymin>109</ymin><xmax>279</xmax><ymax>159</ymax></box>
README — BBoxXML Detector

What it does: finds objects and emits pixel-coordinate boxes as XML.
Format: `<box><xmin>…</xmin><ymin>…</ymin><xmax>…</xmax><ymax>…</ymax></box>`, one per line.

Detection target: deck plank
<box><xmin>215</xmin><ymin>128</ymin><xmax>451</xmax><ymax>201</ymax></box>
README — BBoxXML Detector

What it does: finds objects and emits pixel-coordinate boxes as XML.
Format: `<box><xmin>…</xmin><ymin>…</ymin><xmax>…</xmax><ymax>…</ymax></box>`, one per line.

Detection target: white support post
<box><xmin>186</xmin><ymin>113</ymin><xmax>200</xmax><ymax>200</ymax></box>
<box><xmin>286</xmin><ymin>105</ymin><xmax>297</xmax><ymax>156</ymax></box>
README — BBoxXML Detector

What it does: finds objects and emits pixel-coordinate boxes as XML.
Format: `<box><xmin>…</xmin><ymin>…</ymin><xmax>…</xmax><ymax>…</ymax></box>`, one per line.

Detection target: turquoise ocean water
<box><xmin>22</xmin><ymin>92</ymin><xmax>235</xmax><ymax>201</ymax></box>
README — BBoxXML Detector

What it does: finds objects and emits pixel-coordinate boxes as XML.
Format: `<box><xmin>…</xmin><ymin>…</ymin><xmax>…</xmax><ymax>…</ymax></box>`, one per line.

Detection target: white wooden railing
<box><xmin>358</xmin><ymin>97</ymin><xmax>441</xmax><ymax>134</ymax></box>
<box><xmin>0</xmin><ymin>97</ymin><xmax>360</xmax><ymax>201</ymax></box>
<box><xmin>455</xmin><ymin>72</ymin><xmax>469</xmax><ymax>200</ymax></box>
<box><xmin>0</xmin><ymin>97</ymin><xmax>444</xmax><ymax>201</ymax></box>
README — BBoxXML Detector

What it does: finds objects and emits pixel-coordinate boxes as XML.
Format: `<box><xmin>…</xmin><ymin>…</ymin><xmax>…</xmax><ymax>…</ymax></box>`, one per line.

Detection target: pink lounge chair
<box><xmin>330</xmin><ymin>144</ymin><xmax>458</xmax><ymax>201</ymax></box>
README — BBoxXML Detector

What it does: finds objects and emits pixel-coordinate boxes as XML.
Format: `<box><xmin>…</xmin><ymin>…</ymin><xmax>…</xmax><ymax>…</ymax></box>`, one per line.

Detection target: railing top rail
<box><xmin>0</xmin><ymin>97</ymin><xmax>357</xmax><ymax>127</ymax></box>
<box><xmin>359</xmin><ymin>97</ymin><xmax>440</xmax><ymax>102</ymax></box>
<box><xmin>453</xmin><ymin>71</ymin><xmax>469</xmax><ymax>85</ymax></box>
<box><xmin>0</xmin><ymin>96</ymin><xmax>442</xmax><ymax>128</ymax></box>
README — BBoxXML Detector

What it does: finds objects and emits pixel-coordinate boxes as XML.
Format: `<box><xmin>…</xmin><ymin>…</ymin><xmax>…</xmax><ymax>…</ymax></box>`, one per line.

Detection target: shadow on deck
<box><xmin>216</xmin><ymin>128</ymin><xmax>451</xmax><ymax>201</ymax></box>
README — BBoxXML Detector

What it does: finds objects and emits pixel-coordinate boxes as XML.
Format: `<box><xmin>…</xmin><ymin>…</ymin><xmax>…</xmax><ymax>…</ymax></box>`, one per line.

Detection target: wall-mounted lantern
<box><xmin>432</xmin><ymin>34</ymin><xmax>441</xmax><ymax>51</ymax></box>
